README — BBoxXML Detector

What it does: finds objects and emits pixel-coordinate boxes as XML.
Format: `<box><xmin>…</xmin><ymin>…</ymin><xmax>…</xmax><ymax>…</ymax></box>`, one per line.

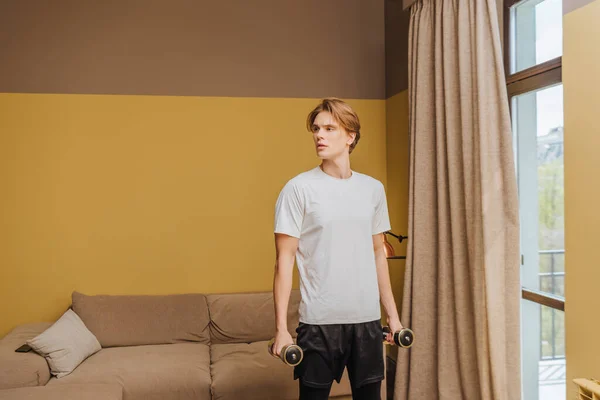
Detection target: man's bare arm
<box><xmin>272</xmin><ymin>233</ymin><xmax>299</xmax><ymax>353</ymax></box>
<box><xmin>373</xmin><ymin>233</ymin><xmax>403</xmax><ymax>337</ymax></box>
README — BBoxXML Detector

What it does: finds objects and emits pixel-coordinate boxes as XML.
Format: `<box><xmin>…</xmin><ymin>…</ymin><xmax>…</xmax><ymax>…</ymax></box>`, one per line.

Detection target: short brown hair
<box><xmin>306</xmin><ymin>98</ymin><xmax>361</xmax><ymax>154</ymax></box>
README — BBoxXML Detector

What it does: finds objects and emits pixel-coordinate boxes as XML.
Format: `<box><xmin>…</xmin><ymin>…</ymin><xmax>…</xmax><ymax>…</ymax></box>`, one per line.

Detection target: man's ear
<box><xmin>347</xmin><ymin>132</ymin><xmax>356</xmax><ymax>145</ymax></box>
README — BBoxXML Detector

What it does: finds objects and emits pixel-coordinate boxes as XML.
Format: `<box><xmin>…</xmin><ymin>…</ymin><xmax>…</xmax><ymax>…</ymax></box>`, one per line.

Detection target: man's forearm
<box><xmin>273</xmin><ymin>254</ymin><xmax>294</xmax><ymax>332</ymax></box>
<box><xmin>375</xmin><ymin>250</ymin><xmax>400</xmax><ymax>322</ymax></box>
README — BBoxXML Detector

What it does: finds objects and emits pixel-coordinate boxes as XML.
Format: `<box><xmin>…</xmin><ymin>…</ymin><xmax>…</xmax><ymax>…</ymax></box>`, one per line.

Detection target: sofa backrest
<box><xmin>71</xmin><ymin>291</ymin><xmax>211</xmax><ymax>347</ymax></box>
<box><xmin>206</xmin><ymin>290</ymin><xmax>301</xmax><ymax>344</ymax></box>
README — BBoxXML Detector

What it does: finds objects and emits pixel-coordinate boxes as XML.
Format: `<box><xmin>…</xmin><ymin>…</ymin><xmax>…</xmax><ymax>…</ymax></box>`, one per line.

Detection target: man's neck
<box><xmin>320</xmin><ymin>157</ymin><xmax>352</xmax><ymax>180</ymax></box>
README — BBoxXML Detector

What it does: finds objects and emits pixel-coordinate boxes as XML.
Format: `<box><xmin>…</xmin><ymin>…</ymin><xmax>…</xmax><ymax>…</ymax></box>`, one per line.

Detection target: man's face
<box><xmin>310</xmin><ymin>111</ymin><xmax>355</xmax><ymax>160</ymax></box>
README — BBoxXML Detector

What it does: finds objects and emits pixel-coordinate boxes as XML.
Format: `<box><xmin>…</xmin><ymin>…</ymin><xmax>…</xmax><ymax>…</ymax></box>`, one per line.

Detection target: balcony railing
<box><xmin>538</xmin><ymin>249</ymin><xmax>565</xmax><ymax>361</ymax></box>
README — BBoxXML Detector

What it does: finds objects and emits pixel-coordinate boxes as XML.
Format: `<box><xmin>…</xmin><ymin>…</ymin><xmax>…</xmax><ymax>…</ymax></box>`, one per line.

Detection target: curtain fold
<box><xmin>394</xmin><ymin>0</ymin><xmax>521</xmax><ymax>399</ymax></box>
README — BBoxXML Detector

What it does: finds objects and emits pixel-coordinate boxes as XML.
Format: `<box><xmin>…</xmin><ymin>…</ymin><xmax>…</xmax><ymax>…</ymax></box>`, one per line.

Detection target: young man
<box><xmin>272</xmin><ymin>98</ymin><xmax>404</xmax><ymax>400</ymax></box>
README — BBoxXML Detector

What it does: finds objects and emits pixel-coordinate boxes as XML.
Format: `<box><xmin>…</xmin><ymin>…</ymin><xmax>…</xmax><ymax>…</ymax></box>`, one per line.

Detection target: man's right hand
<box><xmin>272</xmin><ymin>330</ymin><xmax>294</xmax><ymax>356</ymax></box>
<box><xmin>272</xmin><ymin>233</ymin><xmax>298</xmax><ymax>357</ymax></box>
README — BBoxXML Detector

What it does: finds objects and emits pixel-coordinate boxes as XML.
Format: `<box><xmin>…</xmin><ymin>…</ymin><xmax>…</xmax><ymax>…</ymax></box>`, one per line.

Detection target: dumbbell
<box><xmin>267</xmin><ymin>338</ymin><xmax>304</xmax><ymax>366</ymax></box>
<box><xmin>382</xmin><ymin>326</ymin><xmax>415</xmax><ymax>348</ymax></box>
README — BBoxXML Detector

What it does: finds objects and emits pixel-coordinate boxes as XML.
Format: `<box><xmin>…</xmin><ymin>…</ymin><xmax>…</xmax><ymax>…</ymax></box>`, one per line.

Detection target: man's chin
<box><xmin>316</xmin><ymin>150</ymin><xmax>342</xmax><ymax>160</ymax></box>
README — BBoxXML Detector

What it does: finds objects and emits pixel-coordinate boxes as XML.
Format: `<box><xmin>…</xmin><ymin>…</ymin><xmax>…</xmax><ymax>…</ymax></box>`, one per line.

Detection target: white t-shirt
<box><xmin>274</xmin><ymin>166</ymin><xmax>392</xmax><ymax>325</ymax></box>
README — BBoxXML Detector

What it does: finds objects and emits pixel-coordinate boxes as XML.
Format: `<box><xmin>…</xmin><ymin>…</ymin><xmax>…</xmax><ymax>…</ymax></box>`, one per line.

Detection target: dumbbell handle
<box><xmin>382</xmin><ymin>326</ymin><xmax>415</xmax><ymax>348</ymax></box>
<box><xmin>267</xmin><ymin>338</ymin><xmax>304</xmax><ymax>366</ymax></box>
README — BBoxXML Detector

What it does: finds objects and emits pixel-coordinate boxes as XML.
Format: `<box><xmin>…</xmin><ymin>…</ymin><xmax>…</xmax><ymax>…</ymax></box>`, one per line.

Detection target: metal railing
<box><xmin>538</xmin><ymin>249</ymin><xmax>565</xmax><ymax>361</ymax></box>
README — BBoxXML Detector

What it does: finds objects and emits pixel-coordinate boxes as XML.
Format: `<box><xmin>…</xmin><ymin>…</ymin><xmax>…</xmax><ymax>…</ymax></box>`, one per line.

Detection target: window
<box><xmin>507</xmin><ymin>0</ymin><xmax>562</xmax><ymax>74</ymax></box>
<box><xmin>504</xmin><ymin>1</ymin><xmax>564</xmax><ymax>400</ymax></box>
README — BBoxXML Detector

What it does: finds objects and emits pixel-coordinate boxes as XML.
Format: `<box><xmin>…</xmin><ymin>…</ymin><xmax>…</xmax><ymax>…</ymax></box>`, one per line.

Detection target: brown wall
<box><xmin>385</xmin><ymin>0</ymin><xmax>410</xmax><ymax>98</ymax></box>
<box><xmin>0</xmin><ymin>0</ymin><xmax>385</xmax><ymax>99</ymax></box>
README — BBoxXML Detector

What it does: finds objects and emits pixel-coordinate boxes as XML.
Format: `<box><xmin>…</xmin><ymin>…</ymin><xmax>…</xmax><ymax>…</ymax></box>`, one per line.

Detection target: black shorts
<box><xmin>293</xmin><ymin>319</ymin><xmax>385</xmax><ymax>389</ymax></box>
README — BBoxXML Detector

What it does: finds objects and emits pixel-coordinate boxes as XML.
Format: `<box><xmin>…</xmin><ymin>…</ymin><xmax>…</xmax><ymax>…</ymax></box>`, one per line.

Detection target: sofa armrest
<box><xmin>0</xmin><ymin>323</ymin><xmax>52</xmax><ymax>390</ymax></box>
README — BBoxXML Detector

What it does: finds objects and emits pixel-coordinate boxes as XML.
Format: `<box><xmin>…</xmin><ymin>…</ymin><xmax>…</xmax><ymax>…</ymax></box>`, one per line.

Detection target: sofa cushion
<box><xmin>47</xmin><ymin>343</ymin><xmax>211</xmax><ymax>400</ymax></box>
<box><xmin>0</xmin><ymin>323</ymin><xmax>52</xmax><ymax>390</ymax></box>
<box><xmin>207</xmin><ymin>290</ymin><xmax>301</xmax><ymax>344</ymax></box>
<box><xmin>0</xmin><ymin>383</ymin><xmax>122</xmax><ymax>400</ymax></box>
<box><xmin>210</xmin><ymin>341</ymin><xmax>352</xmax><ymax>400</ymax></box>
<box><xmin>71</xmin><ymin>291</ymin><xmax>210</xmax><ymax>347</ymax></box>
<box><xmin>27</xmin><ymin>309</ymin><xmax>101</xmax><ymax>378</ymax></box>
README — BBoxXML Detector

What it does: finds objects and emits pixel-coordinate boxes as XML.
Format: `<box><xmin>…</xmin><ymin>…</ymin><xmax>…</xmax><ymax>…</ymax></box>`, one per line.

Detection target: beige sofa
<box><xmin>0</xmin><ymin>290</ymin><xmax>386</xmax><ymax>400</ymax></box>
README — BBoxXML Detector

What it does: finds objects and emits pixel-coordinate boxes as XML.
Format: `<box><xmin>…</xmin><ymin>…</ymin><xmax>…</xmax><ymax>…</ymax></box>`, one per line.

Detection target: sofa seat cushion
<box><xmin>0</xmin><ymin>323</ymin><xmax>52</xmax><ymax>389</ymax></box>
<box><xmin>47</xmin><ymin>343</ymin><xmax>211</xmax><ymax>400</ymax></box>
<box><xmin>210</xmin><ymin>342</ymin><xmax>351</xmax><ymax>400</ymax></box>
<box><xmin>0</xmin><ymin>383</ymin><xmax>122</xmax><ymax>400</ymax></box>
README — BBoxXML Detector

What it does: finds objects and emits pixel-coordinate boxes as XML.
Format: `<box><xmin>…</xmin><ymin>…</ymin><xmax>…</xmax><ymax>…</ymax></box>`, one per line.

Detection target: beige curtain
<box><xmin>394</xmin><ymin>0</ymin><xmax>521</xmax><ymax>399</ymax></box>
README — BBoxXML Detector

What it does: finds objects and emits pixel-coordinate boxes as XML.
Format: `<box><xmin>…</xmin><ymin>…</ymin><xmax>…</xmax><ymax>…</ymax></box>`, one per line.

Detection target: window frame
<box><xmin>503</xmin><ymin>0</ymin><xmax>564</xmax><ymax>311</ymax></box>
<box><xmin>503</xmin><ymin>0</ymin><xmax>563</xmax><ymax>100</ymax></box>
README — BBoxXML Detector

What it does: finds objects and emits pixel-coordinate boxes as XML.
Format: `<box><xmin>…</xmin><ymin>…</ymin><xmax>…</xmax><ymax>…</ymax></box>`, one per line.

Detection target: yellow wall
<box><xmin>564</xmin><ymin>0</ymin><xmax>600</xmax><ymax>388</ymax></box>
<box><xmin>0</xmin><ymin>93</ymin><xmax>388</xmax><ymax>338</ymax></box>
<box><xmin>385</xmin><ymin>90</ymin><xmax>410</xmax><ymax>361</ymax></box>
